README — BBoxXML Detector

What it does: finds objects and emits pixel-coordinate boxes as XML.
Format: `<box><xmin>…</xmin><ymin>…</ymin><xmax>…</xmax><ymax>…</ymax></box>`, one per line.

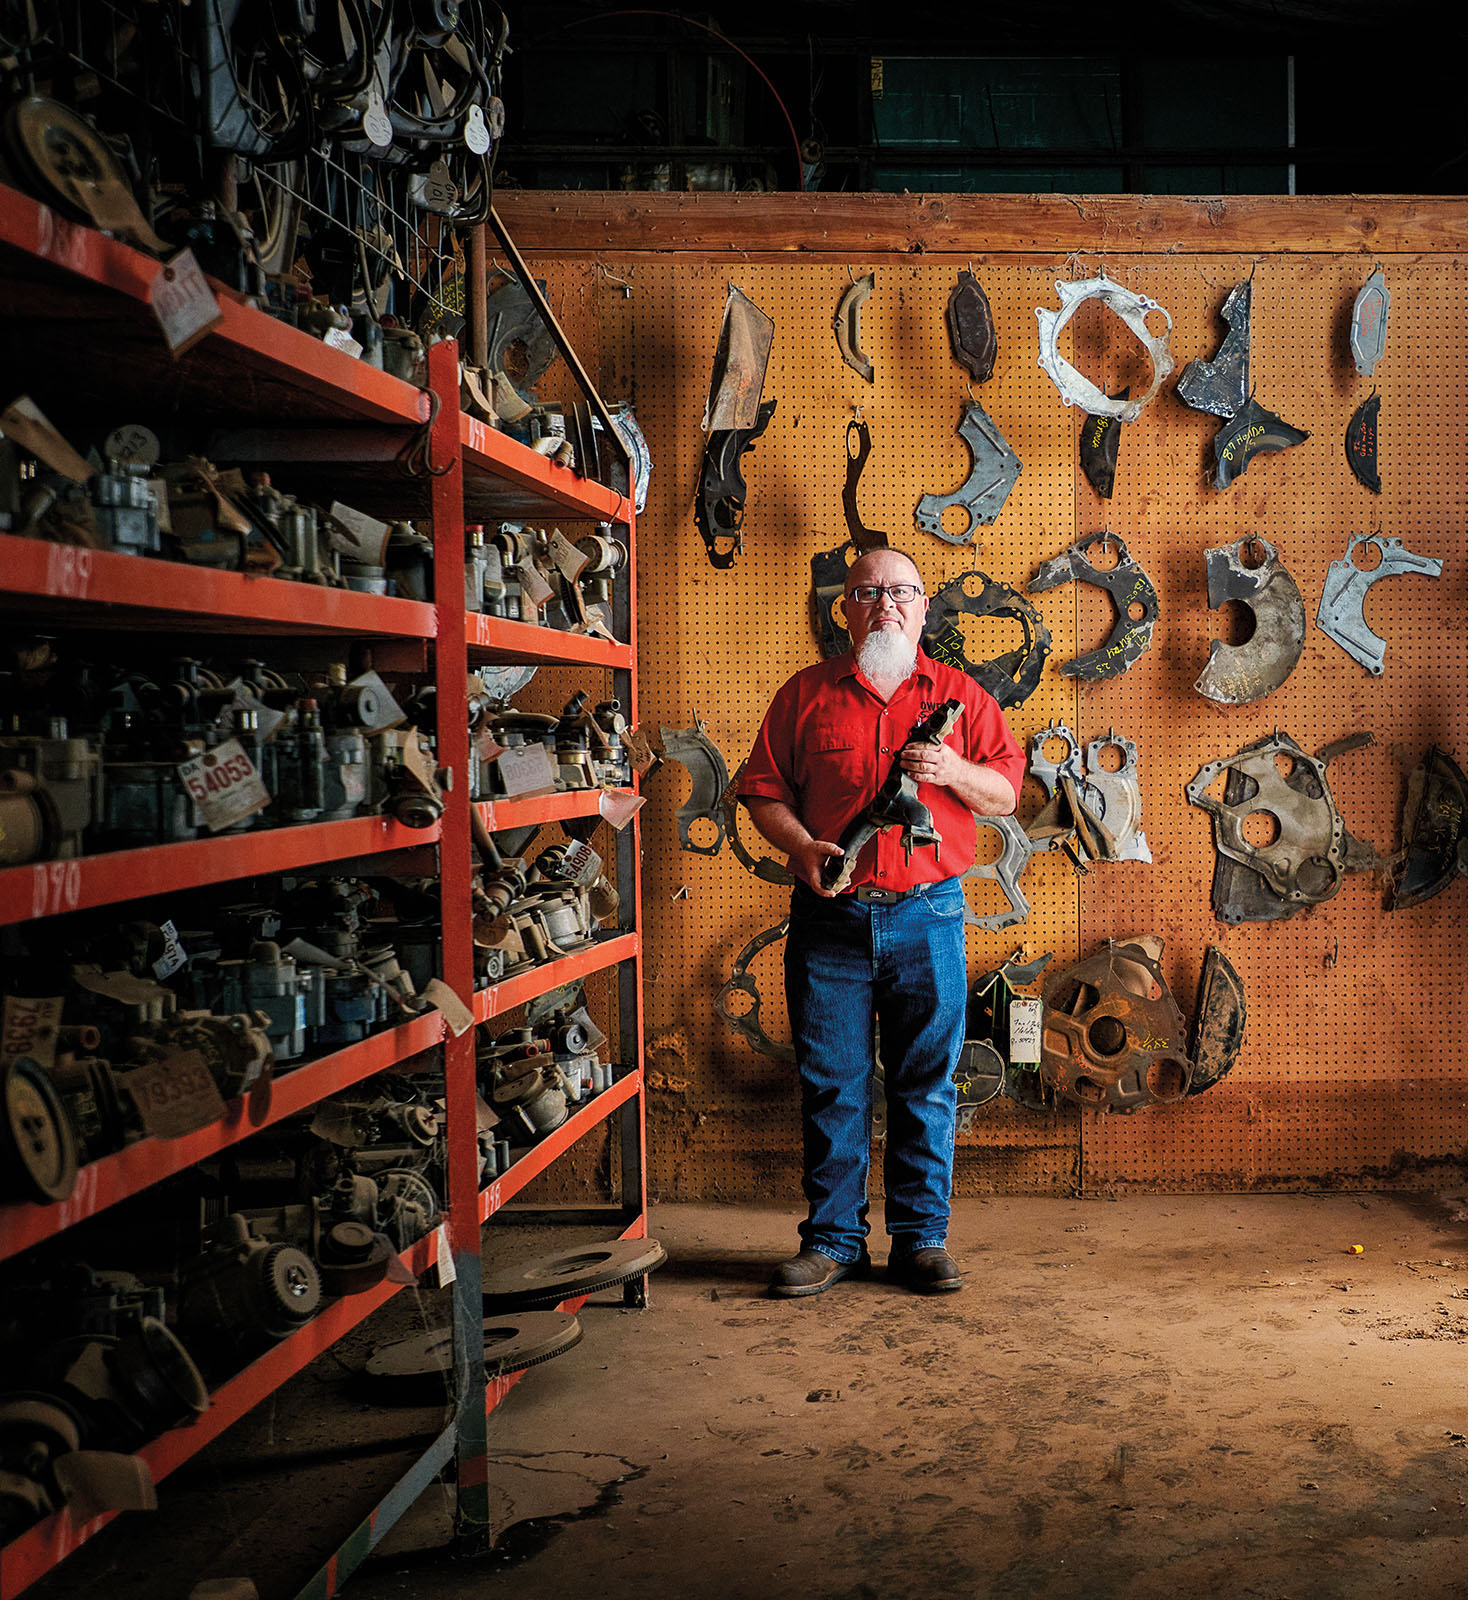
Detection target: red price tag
<box><xmin>176</xmin><ymin>739</ymin><xmax>271</xmax><ymax>832</ymax></box>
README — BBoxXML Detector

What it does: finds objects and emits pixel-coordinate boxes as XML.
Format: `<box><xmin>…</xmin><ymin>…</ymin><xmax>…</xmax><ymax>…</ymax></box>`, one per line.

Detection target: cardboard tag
<box><xmin>103</xmin><ymin>424</ymin><xmax>160</xmax><ymax>467</ymax></box>
<box><xmin>124</xmin><ymin>1050</ymin><xmax>227</xmax><ymax>1138</ymax></box>
<box><xmin>327</xmin><ymin>501</ymin><xmax>393</xmax><ymax>565</ymax></box>
<box><xmin>152</xmin><ymin>920</ymin><xmax>187</xmax><ymax>980</ymax></box>
<box><xmin>177</xmin><ymin>740</ymin><xmax>271</xmax><ymax>833</ymax></box>
<box><xmin>495</xmin><ymin>743</ymin><xmax>557</xmax><ymax>797</ymax></box>
<box><xmin>72</xmin><ymin>966</ymin><xmax>173</xmax><ymax>1007</ymax></box>
<box><xmin>1009</xmin><ymin>996</ymin><xmax>1043</xmax><ymax>1064</ymax></box>
<box><xmin>517</xmin><ymin>561</ymin><xmax>555</xmax><ymax>612</ymax></box>
<box><xmin>548</xmin><ymin>529</ymin><xmax>589</xmax><ymax>583</ymax></box>
<box><xmin>434</xmin><ymin>1223</ymin><xmax>457</xmax><ymax>1286</ymax></box>
<box><xmin>151</xmin><ymin>250</ymin><xmax>223</xmax><ymax>355</ymax></box>
<box><xmin>363</xmin><ymin>86</ymin><xmax>393</xmax><ymax>147</ymax></box>
<box><xmin>421</xmin><ymin>978</ymin><xmax>475</xmax><ymax>1037</ymax></box>
<box><xmin>0</xmin><ymin>995</ymin><xmax>63</xmax><ymax>1069</ymax></box>
<box><xmin>281</xmin><ymin>937</ymin><xmax>346</xmax><ymax>972</ymax></box>
<box><xmin>463</xmin><ymin>105</ymin><xmax>491</xmax><ymax>155</ymax></box>
<box><xmin>559</xmin><ymin>840</ymin><xmax>602</xmax><ymax>886</ymax></box>
<box><xmin>53</xmin><ymin>1451</ymin><xmax>157</xmax><ymax>1520</ymax></box>
<box><xmin>323</xmin><ymin>326</ymin><xmax>363</xmax><ymax>359</ymax></box>
<box><xmin>582</xmin><ymin>601</ymin><xmax>618</xmax><ymax>642</ymax></box>
<box><xmin>623</xmin><ymin>725</ymin><xmax>660</xmax><ymax>775</ymax></box>
<box><xmin>0</xmin><ymin>396</ymin><xmax>93</xmax><ymax>481</ymax></box>
<box><xmin>599</xmin><ymin>790</ymin><xmax>646</xmax><ymax>831</ymax></box>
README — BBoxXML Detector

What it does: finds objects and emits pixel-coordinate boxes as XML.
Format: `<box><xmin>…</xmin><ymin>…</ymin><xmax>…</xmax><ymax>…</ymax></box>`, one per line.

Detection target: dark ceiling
<box><xmin>495</xmin><ymin>3</ymin><xmax>1468</xmax><ymax>195</ymax></box>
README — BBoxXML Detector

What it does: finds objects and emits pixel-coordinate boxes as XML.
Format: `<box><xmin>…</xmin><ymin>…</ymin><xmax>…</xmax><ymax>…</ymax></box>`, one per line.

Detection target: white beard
<box><xmin>856</xmin><ymin>629</ymin><xmax>917</xmax><ymax>683</ymax></box>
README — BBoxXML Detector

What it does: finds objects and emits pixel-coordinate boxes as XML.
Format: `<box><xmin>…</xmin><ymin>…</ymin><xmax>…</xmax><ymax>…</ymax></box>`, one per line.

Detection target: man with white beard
<box><xmin>738</xmin><ymin>547</ymin><xmax>1025</xmax><ymax>1297</ymax></box>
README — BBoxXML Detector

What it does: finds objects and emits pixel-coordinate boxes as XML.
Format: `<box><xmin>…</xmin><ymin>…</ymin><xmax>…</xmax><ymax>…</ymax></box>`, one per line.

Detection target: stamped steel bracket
<box><xmin>1351</xmin><ymin>269</ymin><xmax>1389</xmax><ymax>377</ymax></box>
<box><xmin>811</xmin><ymin>418</ymin><xmax>889</xmax><ymax>658</ymax></box>
<box><xmin>723</xmin><ymin>762</ymin><xmax>794</xmax><ymax>885</ymax></box>
<box><xmin>1345</xmin><ymin>391</ymin><xmax>1381</xmax><ymax>493</ymax></box>
<box><xmin>660</xmin><ymin>724</ymin><xmax>730</xmax><ymax>855</ymax></box>
<box><xmin>1028</xmin><ymin>531</ymin><xmax>1158</xmax><ymax>681</ymax></box>
<box><xmin>946</xmin><ymin>269</ymin><xmax>998</xmax><ymax>383</ymax></box>
<box><xmin>1387</xmin><ymin>745</ymin><xmax>1468</xmax><ymax>911</ymax></box>
<box><xmin>959</xmin><ymin>813</ymin><xmax>1035</xmax><ymax>930</ymax></box>
<box><xmin>1079</xmin><ymin>389</ymin><xmax>1128</xmax><ymax>499</ymax></box>
<box><xmin>1176</xmin><ymin>277</ymin><xmax>1252</xmax><ymax>420</ymax></box>
<box><xmin>1188</xmin><ymin>946</ymin><xmax>1248</xmax><ymax>1097</ymax></box>
<box><xmin>834</xmin><ymin>272</ymin><xmax>875</xmax><ymax>383</ymax></box>
<box><xmin>693</xmin><ymin>399</ymin><xmax>777</xmax><ymax>569</ymax></box>
<box><xmin>921</xmin><ymin>568</ymin><xmax>1051</xmax><ymax>709</ymax></box>
<box><xmin>1035</xmin><ymin>272</ymin><xmax>1174</xmax><ymax>423</ymax></box>
<box><xmin>1186</xmin><ymin>730</ymin><xmax>1373</xmax><ymax>923</ymax></box>
<box><xmin>914</xmin><ymin>402</ymin><xmax>1023</xmax><ymax>542</ymax></box>
<box><xmin>1212</xmin><ymin>395</ymin><xmax>1310</xmax><ymax>490</ymax></box>
<box><xmin>1316</xmin><ymin>530</ymin><xmax>1442</xmax><ymax>676</ymax></box>
<box><xmin>1195</xmin><ymin>536</ymin><xmax>1305</xmax><ymax>704</ymax></box>
<box><xmin>714</xmin><ymin>918</ymin><xmax>794</xmax><ymax>1061</ymax></box>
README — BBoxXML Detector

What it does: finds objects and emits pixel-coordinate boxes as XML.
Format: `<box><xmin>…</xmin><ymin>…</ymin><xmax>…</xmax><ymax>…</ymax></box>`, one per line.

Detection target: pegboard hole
<box><xmin>1242</xmin><ymin>809</ymin><xmax>1281</xmax><ymax>848</ymax></box>
<box><xmin>940</xmin><ymin>504</ymin><xmax>975</xmax><ymax>539</ymax></box>
<box><xmin>1095</xmin><ymin>742</ymin><xmax>1126</xmax><ymax>773</ymax></box>
<box><xmin>1273</xmin><ymin>752</ymin><xmax>1297</xmax><ymax>780</ymax></box>
<box><xmin>1218</xmin><ymin>599</ymin><xmax>1256</xmax><ymax>647</ymax></box>
<box><xmin>1351</xmin><ymin>539</ymin><xmax>1383</xmax><ymax>572</ymax></box>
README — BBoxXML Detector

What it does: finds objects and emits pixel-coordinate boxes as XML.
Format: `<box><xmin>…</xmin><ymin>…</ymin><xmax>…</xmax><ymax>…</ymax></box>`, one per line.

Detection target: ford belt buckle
<box><xmin>856</xmin><ymin>886</ymin><xmax>900</xmax><ymax>905</ymax></box>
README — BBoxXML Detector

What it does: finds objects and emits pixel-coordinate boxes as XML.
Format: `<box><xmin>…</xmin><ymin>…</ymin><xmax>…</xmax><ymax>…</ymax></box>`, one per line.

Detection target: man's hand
<box><xmin>793</xmin><ymin>838</ymin><xmax>846</xmax><ymax>897</ymax></box>
<box><xmin>900</xmin><ymin>738</ymin><xmax>1018</xmax><ymax>816</ymax></box>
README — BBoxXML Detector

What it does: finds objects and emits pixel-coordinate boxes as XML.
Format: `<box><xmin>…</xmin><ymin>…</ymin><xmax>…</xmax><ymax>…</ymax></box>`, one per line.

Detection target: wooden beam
<box><xmin>493</xmin><ymin>190</ymin><xmax>1468</xmax><ymax>259</ymax></box>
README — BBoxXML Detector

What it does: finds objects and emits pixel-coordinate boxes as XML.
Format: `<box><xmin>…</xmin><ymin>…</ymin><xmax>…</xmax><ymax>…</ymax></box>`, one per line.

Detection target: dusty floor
<box><xmin>350</xmin><ymin>1193</ymin><xmax>1468</xmax><ymax>1600</ymax></box>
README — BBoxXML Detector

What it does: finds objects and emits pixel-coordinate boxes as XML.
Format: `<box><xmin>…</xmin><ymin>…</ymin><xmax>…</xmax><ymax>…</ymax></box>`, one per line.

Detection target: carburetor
<box><xmin>0</xmin><ymin>718</ymin><xmax>103</xmax><ymax>866</ymax></box>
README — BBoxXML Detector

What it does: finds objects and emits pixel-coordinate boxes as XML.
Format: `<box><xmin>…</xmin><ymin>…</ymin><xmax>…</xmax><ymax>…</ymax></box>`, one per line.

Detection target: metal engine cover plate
<box><xmin>1035</xmin><ymin>273</ymin><xmax>1175</xmax><ymax>422</ymax></box>
<box><xmin>482</xmin><ymin>1237</ymin><xmax>668</xmax><ymax>1310</ymax></box>
<box><xmin>1388</xmin><ymin>745</ymin><xmax>1468</xmax><ymax>911</ymax></box>
<box><xmin>1187</xmin><ymin>732</ymin><xmax>1348</xmax><ymax>917</ymax></box>
<box><xmin>715</xmin><ymin>919</ymin><xmax>794</xmax><ymax>1061</ymax></box>
<box><xmin>1188</xmin><ymin>946</ymin><xmax>1247</xmax><ymax>1096</ymax></box>
<box><xmin>1176</xmin><ymin>278</ymin><xmax>1251</xmax><ymax>420</ymax></box>
<box><xmin>959</xmin><ymin>813</ymin><xmax>1035</xmax><ymax>930</ymax></box>
<box><xmin>1028</xmin><ymin>531</ymin><xmax>1158</xmax><ymax>681</ymax></box>
<box><xmin>1195</xmin><ymin>536</ymin><xmax>1306</xmax><ymax>704</ymax></box>
<box><xmin>365</xmin><ymin>1311</ymin><xmax>584</xmax><ymax>1395</ymax></box>
<box><xmin>1316</xmin><ymin>530</ymin><xmax>1442</xmax><ymax>676</ymax></box>
<box><xmin>914</xmin><ymin>403</ymin><xmax>1022</xmax><ymax>541</ymax></box>
<box><xmin>661</xmin><ymin>725</ymin><xmax>731</xmax><ymax>855</ymax></box>
<box><xmin>921</xmin><ymin>568</ymin><xmax>1051</xmax><ymax>709</ymax></box>
<box><xmin>1345</xmin><ymin>390</ymin><xmax>1381</xmax><ymax>493</ymax></box>
<box><xmin>946</xmin><ymin>269</ymin><xmax>998</xmax><ymax>383</ymax></box>
<box><xmin>1351</xmin><ymin>269</ymin><xmax>1390</xmax><ymax>377</ymax></box>
<box><xmin>1212</xmin><ymin>395</ymin><xmax>1310</xmax><ymax>490</ymax></box>
<box><xmin>1041</xmin><ymin>939</ymin><xmax>1191</xmax><ymax>1111</ymax></box>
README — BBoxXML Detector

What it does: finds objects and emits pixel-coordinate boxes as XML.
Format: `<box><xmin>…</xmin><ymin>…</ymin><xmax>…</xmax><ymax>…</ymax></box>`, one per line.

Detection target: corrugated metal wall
<box><xmin>500</xmin><ymin>198</ymin><xmax>1467</xmax><ymax>1199</ymax></box>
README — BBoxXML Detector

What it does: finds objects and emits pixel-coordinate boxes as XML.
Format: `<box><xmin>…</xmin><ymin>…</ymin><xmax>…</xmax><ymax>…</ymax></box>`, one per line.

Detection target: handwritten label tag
<box><xmin>1009</xmin><ymin>997</ymin><xmax>1043</xmax><ymax>1064</ymax></box>
<box><xmin>103</xmin><ymin>424</ymin><xmax>160</xmax><ymax>468</ymax></box>
<box><xmin>0</xmin><ymin>995</ymin><xmax>63</xmax><ymax>1069</ymax></box>
<box><xmin>421</xmin><ymin>978</ymin><xmax>474</xmax><ymax>1037</ymax></box>
<box><xmin>124</xmin><ymin>1050</ymin><xmax>227</xmax><ymax>1138</ymax></box>
<box><xmin>323</xmin><ymin>326</ymin><xmax>363</xmax><ymax>359</ymax></box>
<box><xmin>463</xmin><ymin>104</ymin><xmax>491</xmax><ymax>155</ymax></box>
<box><xmin>177</xmin><ymin>739</ymin><xmax>271</xmax><ymax>832</ymax></box>
<box><xmin>328</xmin><ymin>501</ymin><xmax>392</xmax><ymax>565</ymax></box>
<box><xmin>559</xmin><ymin>840</ymin><xmax>601</xmax><ymax>886</ymax></box>
<box><xmin>516</xmin><ymin>561</ymin><xmax>554</xmax><ymax>615</ymax></box>
<box><xmin>363</xmin><ymin>86</ymin><xmax>393</xmax><ymax>148</ymax></box>
<box><xmin>496</xmin><ymin>743</ymin><xmax>557</xmax><ymax>797</ymax></box>
<box><xmin>435</xmin><ymin>1224</ymin><xmax>457</xmax><ymax>1286</ymax></box>
<box><xmin>548</xmin><ymin>529</ymin><xmax>589</xmax><ymax>583</ymax></box>
<box><xmin>0</xmin><ymin>396</ymin><xmax>93</xmax><ymax>481</ymax></box>
<box><xmin>152</xmin><ymin>920</ymin><xmax>187</xmax><ymax>980</ymax></box>
<box><xmin>150</xmin><ymin>250</ymin><xmax>223</xmax><ymax>355</ymax></box>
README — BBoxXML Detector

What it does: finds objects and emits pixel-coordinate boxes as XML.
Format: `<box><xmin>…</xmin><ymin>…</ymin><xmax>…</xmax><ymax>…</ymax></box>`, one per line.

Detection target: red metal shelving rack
<box><xmin>0</xmin><ymin>179</ymin><xmax>647</xmax><ymax>1600</ymax></box>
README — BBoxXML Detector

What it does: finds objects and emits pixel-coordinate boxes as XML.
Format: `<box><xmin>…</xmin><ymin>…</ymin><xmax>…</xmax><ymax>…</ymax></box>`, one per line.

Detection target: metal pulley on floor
<box><xmin>482</xmin><ymin>1237</ymin><xmax>668</xmax><ymax>1310</ymax></box>
<box><xmin>364</xmin><ymin>1311</ymin><xmax>585</xmax><ymax>1400</ymax></box>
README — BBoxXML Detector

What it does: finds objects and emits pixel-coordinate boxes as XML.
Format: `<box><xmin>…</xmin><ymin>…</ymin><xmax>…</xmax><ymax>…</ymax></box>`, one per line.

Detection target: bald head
<box><xmin>845</xmin><ymin>547</ymin><xmax>923</xmax><ymax>593</ymax></box>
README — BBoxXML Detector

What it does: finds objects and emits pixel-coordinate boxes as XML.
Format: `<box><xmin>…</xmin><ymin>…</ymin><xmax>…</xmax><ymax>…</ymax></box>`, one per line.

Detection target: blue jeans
<box><xmin>784</xmin><ymin>878</ymin><xmax>967</xmax><ymax>1264</ymax></box>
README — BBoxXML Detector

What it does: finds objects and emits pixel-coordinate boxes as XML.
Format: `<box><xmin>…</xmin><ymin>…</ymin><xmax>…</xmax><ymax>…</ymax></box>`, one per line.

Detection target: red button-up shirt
<box><xmin>737</xmin><ymin>649</ymin><xmax>1026</xmax><ymax>891</ymax></box>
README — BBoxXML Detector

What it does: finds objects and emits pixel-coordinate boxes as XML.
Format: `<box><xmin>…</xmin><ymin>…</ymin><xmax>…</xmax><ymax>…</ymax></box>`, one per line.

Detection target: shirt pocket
<box><xmin>801</xmin><ymin>722</ymin><xmax>865</xmax><ymax>794</ymax></box>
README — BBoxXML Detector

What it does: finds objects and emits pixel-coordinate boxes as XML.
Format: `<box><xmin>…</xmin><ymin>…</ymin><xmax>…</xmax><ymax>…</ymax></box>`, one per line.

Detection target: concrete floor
<box><xmin>352</xmin><ymin>1193</ymin><xmax>1468</xmax><ymax>1600</ymax></box>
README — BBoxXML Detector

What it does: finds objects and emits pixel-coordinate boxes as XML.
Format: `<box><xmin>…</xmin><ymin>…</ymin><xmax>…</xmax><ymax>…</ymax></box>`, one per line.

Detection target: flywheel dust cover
<box><xmin>365</xmin><ymin>1311</ymin><xmax>583</xmax><ymax>1398</ymax></box>
<box><xmin>482</xmin><ymin>1237</ymin><xmax>667</xmax><ymax>1310</ymax></box>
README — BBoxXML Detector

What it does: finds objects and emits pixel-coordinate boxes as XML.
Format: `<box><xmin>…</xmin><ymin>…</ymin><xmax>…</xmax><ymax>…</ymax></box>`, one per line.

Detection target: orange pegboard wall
<box><xmin>512</xmin><ymin>206</ymin><xmax>1467</xmax><ymax>1200</ymax></box>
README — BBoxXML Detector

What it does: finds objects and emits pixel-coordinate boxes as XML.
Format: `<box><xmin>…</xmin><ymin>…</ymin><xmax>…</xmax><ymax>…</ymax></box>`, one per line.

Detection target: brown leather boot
<box><xmin>768</xmin><ymin>1248</ymin><xmax>872</xmax><ymax>1298</ymax></box>
<box><xmin>889</xmin><ymin>1246</ymin><xmax>963</xmax><ymax>1293</ymax></box>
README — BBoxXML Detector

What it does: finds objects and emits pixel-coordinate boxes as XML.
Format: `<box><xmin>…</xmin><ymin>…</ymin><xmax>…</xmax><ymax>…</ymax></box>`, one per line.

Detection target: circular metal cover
<box><xmin>482</xmin><ymin>1237</ymin><xmax>667</xmax><ymax>1310</ymax></box>
<box><xmin>2</xmin><ymin>1058</ymin><xmax>78</xmax><ymax>1203</ymax></box>
<box><xmin>112</xmin><ymin>1316</ymin><xmax>210</xmax><ymax>1423</ymax></box>
<box><xmin>365</xmin><ymin>1311</ymin><xmax>583</xmax><ymax>1394</ymax></box>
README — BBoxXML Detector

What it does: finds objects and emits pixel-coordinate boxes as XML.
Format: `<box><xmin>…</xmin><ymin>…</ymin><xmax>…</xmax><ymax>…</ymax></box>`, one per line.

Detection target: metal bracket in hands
<box><xmin>820</xmin><ymin>700</ymin><xmax>962</xmax><ymax>893</ymax></box>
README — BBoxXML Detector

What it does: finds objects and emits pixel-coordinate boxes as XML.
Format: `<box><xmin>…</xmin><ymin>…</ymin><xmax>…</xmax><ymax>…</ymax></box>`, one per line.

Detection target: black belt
<box><xmin>852</xmin><ymin>885</ymin><xmax>916</xmax><ymax>905</ymax></box>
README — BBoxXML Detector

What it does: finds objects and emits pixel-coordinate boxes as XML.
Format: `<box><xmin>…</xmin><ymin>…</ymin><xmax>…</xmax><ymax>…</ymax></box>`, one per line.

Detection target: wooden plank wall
<box><xmin>495</xmin><ymin>192</ymin><xmax>1468</xmax><ymax>1200</ymax></box>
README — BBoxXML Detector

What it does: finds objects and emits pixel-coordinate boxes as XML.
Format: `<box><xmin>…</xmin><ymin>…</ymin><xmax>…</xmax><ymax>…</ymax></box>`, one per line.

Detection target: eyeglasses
<box><xmin>844</xmin><ymin>583</ymin><xmax>924</xmax><ymax>606</ymax></box>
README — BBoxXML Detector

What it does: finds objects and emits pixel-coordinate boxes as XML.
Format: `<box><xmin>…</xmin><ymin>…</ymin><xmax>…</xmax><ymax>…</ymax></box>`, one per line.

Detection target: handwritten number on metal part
<box><xmin>33</xmin><ymin>860</ymin><xmax>81</xmax><ymax>917</ymax></box>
